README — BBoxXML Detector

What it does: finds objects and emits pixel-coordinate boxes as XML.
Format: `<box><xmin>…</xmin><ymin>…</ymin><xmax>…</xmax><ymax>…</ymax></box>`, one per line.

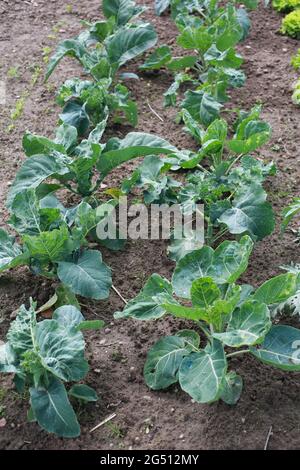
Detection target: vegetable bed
<box><xmin>1</xmin><ymin>0</ymin><xmax>300</xmax><ymax>450</ymax></box>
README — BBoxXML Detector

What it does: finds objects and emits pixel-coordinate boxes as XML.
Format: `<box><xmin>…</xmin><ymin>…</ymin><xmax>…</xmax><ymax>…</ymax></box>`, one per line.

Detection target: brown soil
<box><xmin>1</xmin><ymin>0</ymin><xmax>300</xmax><ymax>450</ymax></box>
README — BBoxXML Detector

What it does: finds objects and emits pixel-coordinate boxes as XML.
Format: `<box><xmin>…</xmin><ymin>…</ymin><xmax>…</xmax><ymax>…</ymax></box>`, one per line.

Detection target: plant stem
<box><xmin>197</xmin><ymin>322</ymin><xmax>211</xmax><ymax>338</ymax></box>
<box><xmin>227</xmin><ymin>349</ymin><xmax>250</xmax><ymax>358</ymax></box>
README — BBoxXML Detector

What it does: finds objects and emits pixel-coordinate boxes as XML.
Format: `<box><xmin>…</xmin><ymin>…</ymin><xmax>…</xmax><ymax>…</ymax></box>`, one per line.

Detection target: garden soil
<box><xmin>0</xmin><ymin>0</ymin><xmax>300</xmax><ymax>450</ymax></box>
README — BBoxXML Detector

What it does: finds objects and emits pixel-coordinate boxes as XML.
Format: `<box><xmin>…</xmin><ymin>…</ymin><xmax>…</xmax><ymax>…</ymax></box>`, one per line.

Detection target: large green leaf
<box><xmin>30</xmin><ymin>377</ymin><xmax>80</xmax><ymax>437</ymax></box>
<box><xmin>52</xmin><ymin>305</ymin><xmax>84</xmax><ymax>330</ymax></box>
<box><xmin>60</xmin><ymin>102</ymin><xmax>90</xmax><ymax>136</ymax></box>
<box><xmin>22</xmin><ymin>132</ymin><xmax>65</xmax><ymax>157</ymax></box>
<box><xmin>182</xmin><ymin>90</ymin><xmax>222</xmax><ymax>127</ymax></box>
<box><xmin>99</xmin><ymin>132</ymin><xmax>177</xmax><ymax>177</ymax></box>
<box><xmin>140</xmin><ymin>45</ymin><xmax>172</xmax><ymax>70</ymax></box>
<box><xmin>172</xmin><ymin>236</ymin><xmax>253</xmax><ymax>298</ymax></box>
<box><xmin>106</xmin><ymin>24</ymin><xmax>157</xmax><ymax>66</ymax></box>
<box><xmin>213</xmin><ymin>300</ymin><xmax>271</xmax><ymax>347</ymax></box>
<box><xmin>57</xmin><ymin>249</ymin><xmax>112</xmax><ymax>300</ymax></box>
<box><xmin>191</xmin><ymin>277</ymin><xmax>221</xmax><ymax>309</ymax></box>
<box><xmin>155</xmin><ymin>0</ymin><xmax>171</xmax><ymax>15</ymax></box>
<box><xmin>144</xmin><ymin>336</ymin><xmax>191</xmax><ymax>390</ymax></box>
<box><xmin>23</xmin><ymin>225</ymin><xmax>71</xmax><ymax>264</ymax></box>
<box><xmin>7</xmin><ymin>155</ymin><xmax>69</xmax><ymax>208</ymax></box>
<box><xmin>9</xmin><ymin>189</ymin><xmax>45</xmax><ymax>235</ymax></box>
<box><xmin>218</xmin><ymin>184</ymin><xmax>275</xmax><ymax>241</ymax></box>
<box><xmin>68</xmin><ymin>384</ymin><xmax>98</xmax><ymax>402</ymax></box>
<box><xmin>7</xmin><ymin>303</ymin><xmax>36</xmax><ymax>356</ymax></box>
<box><xmin>179</xmin><ymin>340</ymin><xmax>227</xmax><ymax>403</ymax></box>
<box><xmin>114</xmin><ymin>274</ymin><xmax>173</xmax><ymax>320</ymax></box>
<box><xmin>45</xmin><ymin>39</ymin><xmax>88</xmax><ymax>81</ymax></box>
<box><xmin>254</xmin><ymin>273</ymin><xmax>299</xmax><ymax>305</ymax></box>
<box><xmin>250</xmin><ymin>325</ymin><xmax>300</xmax><ymax>371</ymax></box>
<box><xmin>228</xmin><ymin>120</ymin><xmax>271</xmax><ymax>154</ymax></box>
<box><xmin>36</xmin><ymin>319</ymin><xmax>88</xmax><ymax>381</ymax></box>
<box><xmin>0</xmin><ymin>229</ymin><xmax>26</xmax><ymax>272</ymax></box>
<box><xmin>103</xmin><ymin>0</ymin><xmax>143</xmax><ymax>25</ymax></box>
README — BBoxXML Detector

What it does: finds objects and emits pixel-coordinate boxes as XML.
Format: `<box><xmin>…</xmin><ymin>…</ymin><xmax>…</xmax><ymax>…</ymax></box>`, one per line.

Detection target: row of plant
<box><xmin>0</xmin><ymin>0</ymin><xmax>179</xmax><ymax>438</ymax></box>
<box><xmin>0</xmin><ymin>0</ymin><xmax>300</xmax><ymax>439</ymax></box>
<box><xmin>113</xmin><ymin>0</ymin><xmax>300</xmax><ymax>407</ymax></box>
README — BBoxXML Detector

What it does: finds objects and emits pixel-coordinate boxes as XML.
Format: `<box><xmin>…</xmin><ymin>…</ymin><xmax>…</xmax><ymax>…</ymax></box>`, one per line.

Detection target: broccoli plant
<box><xmin>0</xmin><ymin>301</ymin><xmax>102</xmax><ymax>437</ymax></box>
<box><xmin>143</xmin><ymin>2</ymin><xmax>256</xmax><ymax>127</ymax></box>
<box><xmin>45</xmin><ymin>0</ymin><xmax>157</xmax><ymax>135</ymax></box>
<box><xmin>8</xmin><ymin>123</ymin><xmax>178</xmax><ymax>202</ymax></box>
<box><xmin>115</xmin><ymin>236</ymin><xmax>300</xmax><ymax>405</ymax></box>
<box><xmin>0</xmin><ymin>191</ymin><xmax>112</xmax><ymax>301</ymax></box>
<box><xmin>122</xmin><ymin>105</ymin><xmax>275</xmax><ymax>259</ymax></box>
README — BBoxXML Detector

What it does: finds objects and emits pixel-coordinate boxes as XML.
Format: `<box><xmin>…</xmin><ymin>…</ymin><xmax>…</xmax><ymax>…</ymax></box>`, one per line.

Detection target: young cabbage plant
<box><xmin>115</xmin><ymin>236</ymin><xmax>300</xmax><ymax>405</ymax></box>
<box><xmin>0</xmin><ymin>301</ymin><xmax>102</xmax><ymax>437</ymax></box>
<box><xmin>281</xmin><ymin>196</ymin><xmax>300</xmax><ymax>244</ymax></box>
<box><xmin>7</xmin><ymin>123</ymin><xmax>178</xmax><ymax>204</ymax></box>
<box><xmin>122</xmin><ymin>106</ymin><xmax>275</xmax><ymax>259</ymax></box>
<box><xmin>45</xmin><ymin>0</ymin><xmax>157</xmax><ymax>135</ymax></box>
<box><xmin>155</xmin><ymin>0</ymin><xmax>259</xmax><ymax>17</ymax></box>
<box><xmin>0</xmin><ymin>190</ymin><xmax>112</xmax><ymax>301</ymax></box>
<box><xmin>143</xmin><ymin>2</ymin><xmax>254</xmax><ymax>126</ymax></box>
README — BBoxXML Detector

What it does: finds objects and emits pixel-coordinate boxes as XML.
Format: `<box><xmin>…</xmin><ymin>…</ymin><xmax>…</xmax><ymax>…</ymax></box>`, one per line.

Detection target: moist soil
<box><xmin>1</xmin><ymin>0</ymin><xmax>300</xmax><ymax>450</ymax></box>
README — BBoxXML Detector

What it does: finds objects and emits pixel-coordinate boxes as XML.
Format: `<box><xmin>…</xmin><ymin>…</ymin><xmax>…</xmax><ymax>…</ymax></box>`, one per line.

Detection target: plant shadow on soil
<box><xmin>0</xmin><ymin>0</ymin><xmax>300</xmax><ymax>450</ymax></box>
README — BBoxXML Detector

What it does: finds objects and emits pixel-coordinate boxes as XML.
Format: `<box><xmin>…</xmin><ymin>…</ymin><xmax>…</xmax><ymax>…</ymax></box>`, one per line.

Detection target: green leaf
<box><xmin>55</xmin><ymin>123</ymin><xmax>78</xmax><ymax>151</ymax></box>
<box><xmin>30</xmin><ymin>377</ymin><xmax>80</xmax><ymax>437</ymax></box>
<box><xmin>162</xmin><ymin>302</ymin><xmax>206</xmax><ymax>321</ymax></box>
<box><xmin>172</xmin><ymin>236</ymin><xmax>253</xmax><ymax>298</ymax></box>
<box><xmin>9</xmin><ymin>189</ymin><xmax>43</xmax><ymax>235</ymax></box>
<box><xmin>99</xmin><ymin>132</ymin><xmax>177</xmax><ymax>177</ymax></box>
<box><xmin>250</xmin><ymin>325</ymin><xmax>300</xmax><ymax>371</ymax></box>
<box><xmin>60</xmin><ymin>102</ymin><xmax>90</xmax><ymax>136</ymax></box>
<box><xmin>114</xmin><ymin>274</ymin><xmax>173</xmax><ymax>320</ymax></box>
<box><xmin>166</xmin><ymin>55</ymin><xmax>198</xmax><ymax>72</ymax></box>
<box><xmin>22</xmin><ymin>132</ymin><xmax>65</xmax><ymax>157</ymax></box>
<box><xmin>36</xmin><ymin>319</ymin><xmax>88</xmax><ymax>381</ymax></box>
<box><xmin>0</xmin><ymin>229</ymin><xmax>26</xmax><ymax>272</ymax></box>
<box><xmin>7</xmin><ymin>155</ymin><xmax>69</xmax><ymax>208</ymax></box>
<box><xmin>177</xmin><ymin>27</ymin><xmax>212</xmax><ymax>53</ymax></box>
<box><xmin>182</xmin><ymin>90</ymin><xmax>223</xmax><ymax>127</ymax></box>
<box><xmin>220</xmin><ymin>371</ymin><xmax>243</xmax><ymax>405</ymax></box>
<box><xmin>57</xmin><ymin>249</ymin><xmax>112</xmax><ymax>300</ymax></box>
<box><xmin>106</xmin><ymin>24</ymin><xmax>157</xmax><ymax>66</ymax></box>
<box><xmin>23</xmin><ymin>225</ymin><xmax>71</xmax><ymax>264</ymax></box>
<box><xmin>144</xmin><ymin>336</ymin><xmax>191</xmax><ymax>389</ymax></box>
<box><xmin>213</xmin><ymin>300</ymin><xmax>271</xmax><ymax>347</ymax></box>
<box><xmin>0</xmin><ymin>343</ymin><xmax>17</xmax><ymax>373</ymax></box>
<box><xmin>218</xmin><ymin>184</ymin><xmax>275</xmax><ymax>241</ymax></box>
<box><xmin>254</xmin><ymin>273</ymin><xmax>299</xmax><ymax>305</ymax></box>
<box><xmin>7</xmin><ymin>303</ymin><xmax>36</xmax><ymax>356</ymax></box>
<box><xmin>69</xmin><ymin>384</ymin><xmax>98</xmax><ymax>402</ymax></box>
<box><xmin>45</xmin><ymin>39</ymin><xmax>88</xmax><ymax>81</ymax></box>
<box><xmin>140</xmin><ymin>45</ymin><xmax>172</xmax><ymax>70</ymax></box>
<box><xmin>191</xmin><ymin>277</ymin><xmax>221</xmax><ymax>309</ymax></box>
<box><xmin>176</xmin><ymin>330</ymin><xmax>200</xmax><ymax>351</ymax></box>
<box><xmin>179</xmin><ymin>340</ymin><xmax>227</xmax><ymax>403</ymax></box>
<box><xmin>282</xmin><ymin>198</ymin><xmax>300</xmax><ymax>231</ymax></box>
<box><xmin>55</xmin><ymin>284</ymin><xmax>81</xmax><ymax>310</ymax></box>
<box><xmin>52</xmin><ymin>305</ymin><xmax>84</xmax><ymax>329</ymax></box>
<box><xmin>155</xmin><ymin>0</ymin><xmax>170</xmax><ymax>15</ymax></box>
<box><xmin>103</xmin><ymin>0</ymin><xmax>143</xmax><ymax>25</ymax></box>
<box><xmin>228</xmin><ymin>120</ymin><xmax>271</xmax><ymax>154</ymax></box>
